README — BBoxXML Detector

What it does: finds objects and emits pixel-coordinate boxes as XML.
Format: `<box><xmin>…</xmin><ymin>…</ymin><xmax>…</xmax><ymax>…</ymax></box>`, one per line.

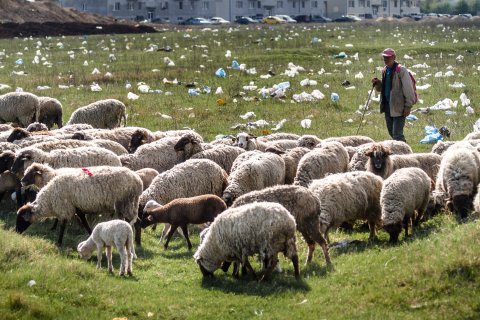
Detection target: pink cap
<box><xmin>382</xmin><ymin>48</ymin><xmax>396</xmax><ymax>57</ymax></box>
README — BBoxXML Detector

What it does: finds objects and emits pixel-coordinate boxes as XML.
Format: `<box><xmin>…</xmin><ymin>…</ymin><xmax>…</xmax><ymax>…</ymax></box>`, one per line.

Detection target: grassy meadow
<box><xmin>1</xmin><ymin>20</ymin><xmax>480</xmax><ymax>319</ymax></box>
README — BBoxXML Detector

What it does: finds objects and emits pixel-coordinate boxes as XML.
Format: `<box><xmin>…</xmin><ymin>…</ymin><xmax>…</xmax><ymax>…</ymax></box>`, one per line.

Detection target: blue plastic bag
<box><xmin>331</xmin><ymin>92</ymin><xmax>339</xmax><ymax>102</ymax></box>
<box><xmin>188</xmin><ymin>88</ymin><xmax>200</xmax><ymax>96</ymax></box>
<box><xmin>406</xmin><ymin>114</ymin><xmax>417</xmax><ymax>121</ymax></box>
<box><xmin>231</xmin><ymin>60</ymin><xmax>240</xmax><ymax>70</ymax></box>
<box><xmin>215</xmin><ymin>68</ymin><xmax>226</xmax><ymax>78</ymax></box>
<box><xmin>420</xmin><ymin>126</ymin><xmax>443</xmax><ymax>144</ymax></box>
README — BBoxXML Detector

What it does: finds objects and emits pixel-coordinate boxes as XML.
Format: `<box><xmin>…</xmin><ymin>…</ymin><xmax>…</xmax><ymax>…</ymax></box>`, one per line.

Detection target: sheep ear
<box><xmin>147</xmin><ymin>215</ymin><xmax>153</xmax><ymax>222</ymax></box>
<box><xmin>22</xmin><ymin>153</ymin><xmax>31</xmax><ymax>160</ymax></box>
<box><xmin>35</xmin><ymin>170</ymin><xmax>42</xmax><ymax>175</ymax></box>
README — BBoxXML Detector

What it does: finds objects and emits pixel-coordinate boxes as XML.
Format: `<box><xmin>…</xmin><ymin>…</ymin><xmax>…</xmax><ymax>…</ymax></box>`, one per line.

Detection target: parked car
<box><xmin>151</xmin><ymin>17</ymin><xmax>170</xmax><ymax>24</ymax></box>
<box><xmin>179</xmin><ymin>17</ymin><xmax>212</xmax><ymax>25</ymax></box>
<box><xmin>235</xmin><ymin>16</ymin><xmax>258</xmax><ymax>24</ymax></box>
<box><xmin>262</xmin><ymin>16</ymin><xmax>285</xmax><ymax>24</ymax></box>
<box><xmin>332</xmin><ymin>15</ymin><xmax>362</xmax><ymax>22</ymax></box>
<box><xmin>209</xmin><ymin>17</ymin><xmax>230</xmax><ymax>24</ymax></box>
<box><xmin>294</xmin><ymin>14</ymin><xmax>332</xmax><ymax>23</ymax></box>
<box><xmin>274</xmin><ymin>15</ymin><xmax>297</xmax><ymax>23</ymax></box>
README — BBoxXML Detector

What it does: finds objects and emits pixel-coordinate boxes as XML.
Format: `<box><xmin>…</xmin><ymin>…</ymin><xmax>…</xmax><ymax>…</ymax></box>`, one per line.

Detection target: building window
<box><xmin>82</xmin><ymin>3</ymin><xmax>87</xmax><ymax>11</ymax></box>
<box><xmin>179</xmin><ymin>1</ymin><xmax>183</xmax><ymax>9</ymax></box>
<box><xmin>302</xmin><ymin>1</ymin><xmax>305</xmax><ymax>8</ymax></box>
<box><xmin>367</xmin><ymin>0</ymin><xmax>370</xmax><ymax>7</ymax></box>
<box><xmin>292</xmin><ymin>1</ymin><xmax>295</xmax><ymax>8</ymax></box>
<box><xmin>138</xmin><ymin>2</ymin><xmax>142</xmax><ymax>9</ymax></box>
<box><xmin>311</xmin><ymin>0</ymin><xmax>318</xmax><ymax>7</ymax></box>
<box><xmin>249</xmin><ymin>1</ymin><xmax>255</xmax><ymax>9</ymax></box>
<box><xmin>257</xmin><ymin>1</ymin><xmax>261</xmax><ymax>8</ymax></box>
<box><xmin>348</xmin><ymin>0</ymin><xmax>354</xmax><ymax>7</ymax></box>
<box><xmin>127</xmin><ymin>3</ymin><xmax>134</xmax><ymax>10</ymax></box>
<box><xmin>162</xmin><ymin>2</ymin><xmax>169</xmax><ymax>9</ymax></box>
<box><xmin>114</xmin><ymin>2</ymin><xmax>120</xmax><ymax>10</ymax></box>
<box><xmin>203</xmin><ymin>1</ymin><xmax>209</xmax><ymax>9</ymax></box>
<box><xmin>359</xmin><ymin>0</ymin><xmax>365</xmax><ymax>6</ymax></box>
<box><xmin>236</xmin><ymin>1</ymin><xmax>243</xmax><ymax>8</ymax></box>
<box><xmin>394</xmin><ymin>0</ymin><xmax>397</xmax><ymax>7</ymax></box>
<box><xmin>277</xmin><ymin>1</ymin><xmax>283</xmax><ymax>8</ymax></box>
<box><xmin>382</xmin><ymin>0</ymin><xmax>387</xmax><ymax>7</ymax></box>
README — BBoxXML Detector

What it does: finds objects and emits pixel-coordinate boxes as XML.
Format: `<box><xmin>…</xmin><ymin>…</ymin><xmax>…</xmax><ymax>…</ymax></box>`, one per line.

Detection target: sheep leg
<box><xmin>242</xmin><ymin>258</ymin><xmax>257</xmax><ymax>280</ymax></box>
<box><xmin>96</xmin><ymin>244</ymin><xmax>103</xmax><ymax>269</ymax></box>
<box><xmin>179</xmin><ymin>224</ymin><xmax>192</xmax><ymax>250</ymax></box>
<box><xmin>126</xmin><ymin>241</ymin><xmax>133</xmax><ymax>276</ymax></box>
<box><xmin>291</xmin><ymin>254</ymin><xmax>300</xmax><ymax>279</ymax></box>
<box><xmin>134</xmin><ymin>221</ymin><xmax>142</xmax><ymax>246</ymax></box>
<box><xmin>56</xmin><ymin>219</ymin><xmax>67</xmax><ymax>246</ymax></box>
<box><xmin>77</xmin><ymin>211</ymin><xmax>92</xmax><ymax>235</ymax></box>
<box><xmin>106</xmin><ymin>246</ymin><xmax>113</xmax><ymax>274</ymax></box>
<box><xmin>367</xmin><ymin>221</ymin><xmax>377</xmax><ymax>243</ymax></box>
<box><xmin>164</xmin><ymin>225</ymin><xmax>178</xmax><ymax>249</ymax></box>
<box><xmin>50</xmin><ymin>219</ymin><xmax>58</xmax><ymax>231</ymax></box>
<box><xmin>310</xmin><ymin>232</ymin><xmax>333</xmax><ymax>270</ymax></box>
<box><xmin>259</xmin><ymin>256</ymin><xmax>278</xmax><ymax>282</ymax></box>
<box><xmin>117</xmin><ymin>242</ymin><xmax>127</xmax><ymax>276</ymax></box>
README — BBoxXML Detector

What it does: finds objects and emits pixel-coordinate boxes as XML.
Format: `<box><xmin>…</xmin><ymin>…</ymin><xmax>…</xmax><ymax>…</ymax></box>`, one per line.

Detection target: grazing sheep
<box><xmin>77</xmin><ymin>220</ymin><xmax>136</xmax><ymax>276</ymax></box>
<box><xmin>308</xmin><ymin>171</ymin><xmax>383</xmax><ymax>242</ymax></box>
<box><xmin>229</xmin><ymin>150</ymin><xmax>262</xmax><ymax>174</ymax></box>
<box><xmin>294</xmin><ymin>141</ymin><xmax>349</xmax><ymax>187</ymax></box>
<box><xmin>127</xmin><ymin>128</ymin><xmax>157</xmax><ymax>153</ymax></box>
<box><xmin>66</xmin><ymin>99</ymin><xmax>126</xmax><ymax>129</ymax></box>
<box><xmin>194</xmin><ymin>202</ymin><xmax>299</xmax><ymax>280</ymax></box>
<box><xmin>0</xmin><ymin>142</ymin><xmax>19</xmax><ymax>153</ymax></box>
<box><xmin>349</xmin><ymin>140</ymin><xmax>413</xmax><ymax>172</ymax></box>
<box><xmin>473</xmin><ymin>186</ymin><xmax>480</xmax><ymax>215</ymax></box>
<box><xmin>365</xmin><ymin>144</ymin><xmax>441</xmax><ymax>182</ymax></box>
<box><xmin>37</xmin><ymin>97</ymin><xmax>63</xmax><ymax>129</ymax></box>
<box><xmin>11</xmin><ymin>146</ymin><xmax>122</xmax><ymax>176</ymax></box>
<box><xmin>136</xmin><ymin>159</ymin><xmax>228</xmax><ymax>245</ymax></box>
<box><xmin>297</xmin><ymin>135</ymin><xmax>322</xmax><ymax>149</ymax></box>
<box><xmin>433</xmin><ymin>145</ymin><xmax>480</xmax><ymax>218</ymax></box>
<box><xmin>431</xmin><ymin>140</ymin><xmax>480</xmax><ymax>156</ymax></box>
<box><xmin>381</xmin><ymin>167</ymin><xmax>431</xmax><ymax>243</ymax></box>
<box><xmin>16</xmin><ymin>166</ymin><xmax>143</xmax><ymax>245</ymax></box>
<box><xmin>56</xmin><ymin>123</ymin><xmax>94</xmax><ymax>133</ymax></box>
<box><xmin>234</xmin><ymin>132</ymin><xmax>270</xmax><ymax>151</ymax></box>
<box><xmin>120</xmin><ymin>136</ymin><xmax>183</xmax><ymax>173</ymax></box>
<box><xmin>0</xmin><ymin>124</ymin><xmax>14</xmax><ymax>132</ymax></box>
<box><xmin>141</xmin><ymin>195</ymin><xmax>227</xmax><ymax>250</ymax></box>
<box><xmin>0</xmin><ymin>92</ymin><xmax>40</xmax><ymax>127</ymax></box>
<box><xmin>27</xmin><ymin>138</ymin><xmax>128</xmax><ymax>155</ymax></box>
<box><xmin>135</xmin><ymin>168</ymin><xmax>159</xmax><ymax>191</ymax></box>
<box><xmin>323</xmin><ymin>135</ymin><xmax>375</xmax><ymax>147</ymax></box>
<box><xmin>463</xmin><ymin>131</ymin><xmax>480</xmax><ymax>141</ymax></box>
<box><xmin>262</xmin><ymin>133</ymin><xmax>301</xmax><ymax>141</ymax></box>
<box><xmin>7</xmin><ymin>127</ymin><xmax>58</xmax><ymax>146</ymax></box>
<box><xmin>21</xmin><ymin>163</ymin><xmax>79</xmax><ymax>189</ymax></box>
<box><xmin>232</xmin><ymin>185</ymin><xmax>332</xmax><ymax>268</ymax></box>
<box><xmin>222</xmin><ymin>152</ymin><xmax>285</xmax><ymax>206</ymax></box>
<box><xmin>26</xmin><ymin>122</ymin><xmax>49</xmax><ymax>132</ymax></box>
<box><xmin>266</xmin><ymin>147</ymin><xmax>310</xmax><ymax>184</ymax></box>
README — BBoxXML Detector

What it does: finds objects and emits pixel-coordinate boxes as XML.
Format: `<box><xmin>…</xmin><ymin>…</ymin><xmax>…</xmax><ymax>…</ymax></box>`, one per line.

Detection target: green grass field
<box><xmin>1</xmin><ymin>20</ymin><xmax>480</xmax><ymax>319</ymax></box>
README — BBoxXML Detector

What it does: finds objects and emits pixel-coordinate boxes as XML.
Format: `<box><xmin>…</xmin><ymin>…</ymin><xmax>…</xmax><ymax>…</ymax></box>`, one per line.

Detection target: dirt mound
<box><xmin>0</xmin><ymin>0</ymin><xmax>156</xmax><ymax>38</ymax></box>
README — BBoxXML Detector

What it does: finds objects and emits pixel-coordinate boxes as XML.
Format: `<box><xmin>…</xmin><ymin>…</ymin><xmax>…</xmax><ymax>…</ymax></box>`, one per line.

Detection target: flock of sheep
<box><xmin>1</xmin><ymin>90</ymin><xmax>480</xmax><ymax>280</ymax></box>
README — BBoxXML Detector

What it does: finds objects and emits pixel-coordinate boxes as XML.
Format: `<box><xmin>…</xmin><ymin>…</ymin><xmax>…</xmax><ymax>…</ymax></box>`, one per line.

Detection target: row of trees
<box><xmin>421</xmin><ymin>0</ymin><xmax>479</xmax><ymax>15</ymax></box>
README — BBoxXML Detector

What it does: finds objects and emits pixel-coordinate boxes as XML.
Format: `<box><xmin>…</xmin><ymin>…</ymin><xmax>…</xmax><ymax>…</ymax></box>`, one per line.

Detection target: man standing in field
<box><xmin>372</xmin><ymin>48</ymin><xmax>417</xmax><ymax>143</ymax></box>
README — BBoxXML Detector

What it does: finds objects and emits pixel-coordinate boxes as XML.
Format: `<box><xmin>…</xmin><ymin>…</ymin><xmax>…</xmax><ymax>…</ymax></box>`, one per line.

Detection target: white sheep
<box><xmin>37</xmin><ymin>96</ymin><xmax>63</xmax><ymax>129</ymax></box>
<box><xmin>323</xmin><ymin>135</ymin><xmax>374</xmax><ymax>147</ymax></box>
<box><xmin>222</xmin><ymin>152</ymin><xmax>285</xmax><ymax>206</ymax></box>
<box><xmin>297</xmin><ymin>134</ymin><xmax>321</xmax><ymax>149</ymax></box>
<box><xmin>232</xmin><ymin>185</ymin><xmax>332</xmax><ymax>268</ymax></box>
<box><xmin>137</xmin><ymin>159</ymin><xmax>228</xmax><ymax>245</ymax></box>
<box><xmin>266</xmin><ymin>147</ymin><xmax>310</xmax><ymax>184</ymax></box>
<box><xmin>135</xmin><ymin>168</ymin><xmax>159</xmax><ymax>191</ymax></box>
<box><xmin>308</xmin><ymin>171</ymin><xmax>383</xmax><ymax>242</ymax></box>
<box><xmin>293</xmin><ymin>141</ymin><xmax>349</xmax><ymax>187</ymax></box>
<box><xmin>77</xmin><ymin>220</ymin><xmax>136</xmax><ymax>276</ymax></box>
<box><xmin>432</xmin><ymin>145</ymin><xmax>480</xmax><ymax>218</ymax></box>
<box><xmin>141</xmin><ymin>195</ymin><xmax>227</xmax><ymax>250</ymax></box>
<box><xmin>0</xmin><ymin>92</ymin><xmax>40</xmax><ymax>127</ymax></box>
<box><xmin>0</xmin><ymin>142</ymin><xmax>19</xmax><ymax>153</ymax></box>
<box><xmin>66</xmin><ymin>99</ymin><xmax>126</xmax><ymax>129</ymax></box>
<box><xmin>29</xmin><ymin>137</ymin><xmax>128</xmax><ymax>155</ymax></box>
<box><xmin>193</xmin><ymin>202</ymin><xmax>299</xmax><ymax>281</ymax></box>
<box><xmin>16</xmin><ymin>166</ymin><xmax>143</xmax><ymax>245</ymax></box>
<box><xmin>11</xmin><ymin>146</ymin><xmax>122</xmax><ymax>176</ymax></box>
<box><xmin>365</xmin><ymin>143</ymin><xmax>441</xmax><ymax>182</ymax></box>
<box><xmin>381</xmin><ymin>167</ymin><xmax>431</xmax><ymax>243</ymax></box>
<box><xmin>235</xmin><ymin>132</ymin><xmax>296</xmax><ymax>151</ymax></box>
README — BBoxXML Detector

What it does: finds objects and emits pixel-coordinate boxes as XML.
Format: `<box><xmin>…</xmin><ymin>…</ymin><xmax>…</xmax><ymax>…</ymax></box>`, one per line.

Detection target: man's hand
<box><xmin>403</xmin><ymin>108</ymin><xmax>411</xmax><ymax>117</ymax></box>
<box><xmin>371</xmin><ymin>77</ymin><xmax>380</xmax><ymax>86</ymax></box>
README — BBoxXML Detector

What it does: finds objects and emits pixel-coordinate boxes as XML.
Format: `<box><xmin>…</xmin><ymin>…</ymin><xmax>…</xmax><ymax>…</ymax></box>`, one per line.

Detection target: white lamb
<box><xmin>77</xmin><ymin>220</ymin><xmax>136</xmax><ymax>276</ymax></box>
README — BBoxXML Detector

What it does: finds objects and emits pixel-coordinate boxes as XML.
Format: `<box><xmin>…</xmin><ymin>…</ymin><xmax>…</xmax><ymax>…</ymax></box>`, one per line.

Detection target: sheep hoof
<box><xmin>127</xmin><ymin>271</ymin><xmax>133</xmax><ymax>277</ymax></box>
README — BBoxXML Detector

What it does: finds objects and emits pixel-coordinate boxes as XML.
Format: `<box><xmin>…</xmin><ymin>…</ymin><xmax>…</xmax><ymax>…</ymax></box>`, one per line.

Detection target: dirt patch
<box><xmin>0</xmin><ymin>0</ymin><xmax>157</xmax><ymax>38</ymax></box>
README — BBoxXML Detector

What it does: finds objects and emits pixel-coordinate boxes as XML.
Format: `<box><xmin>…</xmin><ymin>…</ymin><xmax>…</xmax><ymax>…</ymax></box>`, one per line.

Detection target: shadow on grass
<box><xmin>200</xmin><ymin>271</ymin><xmax>311</xmax><ymax>296</ymax></box>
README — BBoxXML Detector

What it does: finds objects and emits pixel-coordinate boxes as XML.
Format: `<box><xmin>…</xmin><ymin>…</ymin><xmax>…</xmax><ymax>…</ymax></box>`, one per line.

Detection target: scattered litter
<box><xmin>215</xmin><ymin>68</ymin><xmax>226</xmax><ymax>78</ymax></box>
<box><xmin>240</xmin><ymin>111</ymin><xmax>255</xmax><ymax>119</ymax></box>
<box><xmin>27</xmin><ymin>280</ymin><xmax>36</xmax><ymax>287</ymax></box>
<box><xmin>272</xmin><ymin>119</ymin><xmax>287</xmax><ymax>131</ymax></box>
<box><xmin>406</xmin><ymin>114</ymin><xmax>417</xmax><ymax>121</ymax></box>
<box><xmin>330</xmin><ymin>92</ymin><xmax>339</xmax><ymax>102</ymax></box>
<box><xmin>420</xmin><ymin>126</ymin><xmax>443</xmax><ymax>144</ymax></box>
<box><xmin>329</xmin><ymin>239</ymin><xmax>362</xmax><ymax>250</ymax></box>
<box><xmin>333</xmin><ymin>52</ymin><xmax>347</xmax><ymax>59</ymax></box>
<box><xmin>449</xmin><ymin>82</ymin><xmax>465</xmax><ymax>88</ymax></box>
<box><xmin>300</xmin><ymin>119</ymin><xmax>312</xmax><ymax>128</ymax></box>
<box><xmin>127</xmin><ymin>92</ymin><xmax>139</xmax><ymax>100</ymax></box>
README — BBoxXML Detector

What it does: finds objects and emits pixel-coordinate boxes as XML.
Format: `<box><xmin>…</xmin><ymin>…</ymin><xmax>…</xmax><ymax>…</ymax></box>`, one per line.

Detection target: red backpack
<box><xmin>383</xmin><ymin>64</ymin><xmax>419</xmax><ymax>105</ymax></box>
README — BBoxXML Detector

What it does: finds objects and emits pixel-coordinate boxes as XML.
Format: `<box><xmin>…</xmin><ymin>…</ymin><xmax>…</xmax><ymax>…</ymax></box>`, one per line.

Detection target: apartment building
<box><xmin>59</xmin><ymin>0</ymin><xmax>420</xmax><ymax>22</ymax></box>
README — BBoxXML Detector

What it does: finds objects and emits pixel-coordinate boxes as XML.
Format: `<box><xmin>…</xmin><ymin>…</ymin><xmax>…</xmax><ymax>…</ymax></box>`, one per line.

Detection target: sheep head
<box><xmin>11</xmin><ymin>150</ymin><xmax>34</xmax><ymax>175</ymax></box>
<box><xmin>383</xmin><ymin>223</ymin><xmax>402</xmax><ymax>243</ymax></box>
<box><xmin>139</xmin><ymin>200</ymin><xmax>161</xmax><ymax>228</ymax></box>
<box><xmin>21</xmin><ymin>163</ymin><xmax>46</xmax><ymax>188</ymax></box>
<box><xmin>365</xmin><ymin>144</ymin><xmax>392</xmax><ymax>170</ymax></box>
<box><xmin>174</xmin><ymin>133</ymin><xmax>200</xmax><ymax>152</ymax></box>
<box><xmin>235</xmin><ymin>132</ymin><xmax>256</xmax><ymax>149</ymax></box>
<box><xmin>298</xmin><ymin>135</ymin><xmax>321</xmax><ymax>149</ymax></box>
<box><xmin>7</xmin><ymin>128</ymin><xmax>29</xmax><ymax>143</ymax></box>
<box><xmin>128</xmin><ymin>129</ymin><xmax>148</xmax><ymax>153</ymax></box>
<box><xmin>0</xmin><ymin>151</ymin><xmax>15</xmax><ymax>174</ymax></box>
<box><xmin>71</xmin><ymin>132</ymin><xmax>91</xmax><ymax>140</ymax></box>
<box><xmin>16</xmin><ymin>203</ymin><xmax>36</xmax><ymax>233</ymax></box>
<box><xmin>77</xmin><ymin>240</ymin><xmax>94</xmax><ymax>259</ymax></box>
<box><xmin>451</xmin><ymin>194</ymin><xmax>473</xmax><ymax>219</ymax></box>
<box><xmin>26</xmin><ymin>122</ymin><xmax>48</xmax><ymax>133</ymax></box>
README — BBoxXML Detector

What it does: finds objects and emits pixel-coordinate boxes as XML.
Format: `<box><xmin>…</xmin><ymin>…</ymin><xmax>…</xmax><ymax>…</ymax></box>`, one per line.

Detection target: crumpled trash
<box><xmin>333</xmin><ymin>52</ymin><xmax>347</xmax><ymax>59</ymax></box>
<box><xmin>300</xmin><ymin>119</ymin><xmax>312</xmax><ymax>128</ymax></box>
<box><xmin>331</xmin><ymin>92</ymin><xmax>339</xmax><ymax>102</ymax></box>
<box><xmin>420</xmin><ymin>126</ymin><xmax>443</xmax><ymax>144</ymax></box>
<box><xmin>406</xmin><ymin>114</ymin><xmax>418</xmax><ymax>121</ymax></box>
<box><xmin>231</xmin><ymin>60</ymin><xmax>240</xmax><ymax>70</ymax></box>
<box><xmin>240</xmin><ymin>111</ymin><xmax>255</xmax><ymax>119</ymax></box>
<box><xmin>215</xmin><ymin>68</ymin><xmax>226</xmax><ymax>78</ymax></box>
<box><xmin>460</xmin><ymin>93</ymin><xmax>470</xmax><ymax>107</ymax></box>
<box><xmin>188</xmin><ymin>88</ymin><xmax>200</xmax><ymax>96</ymax></box>
<box><xmin>474</xmin><ymin>118</ymin><xmax>480</xmax><ymax>132</ymax></box>
<box><xmin>127</xmin><ymin>92</ymin><xmax>139</xmax><ymax>100</ymax></box>
<box><xmin>272</xmin><ymin>119</ymin><xmax>287</xmax><ymax>131</ymax></box>
<box><xmin>429</xmin><ymin>98</ymin><xmax>455</xmax><ymax>110</ymax></box>
<box><xmin>15</xmin><ymin>58</ymin><xmax>23</xmax><ymax>65</ymax></box>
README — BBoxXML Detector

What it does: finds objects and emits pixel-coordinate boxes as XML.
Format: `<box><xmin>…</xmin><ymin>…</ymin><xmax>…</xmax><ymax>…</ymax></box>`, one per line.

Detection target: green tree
<box><xmin>455</xmin><ymin>0</ymin><xmax>471</xmax><ymax>14</ymax></box>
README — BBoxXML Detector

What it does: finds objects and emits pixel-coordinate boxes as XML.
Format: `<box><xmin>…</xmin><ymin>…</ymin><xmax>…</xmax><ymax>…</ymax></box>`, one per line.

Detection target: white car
<box><xmin>210</xmin><ymin>17</ymin><xmax>231</xmax><ymax>24</ymax></box>
<box><xmin>275</xmin><ymin>15</ymin><xmax>297</xmax><ymax>23</ymax></box>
